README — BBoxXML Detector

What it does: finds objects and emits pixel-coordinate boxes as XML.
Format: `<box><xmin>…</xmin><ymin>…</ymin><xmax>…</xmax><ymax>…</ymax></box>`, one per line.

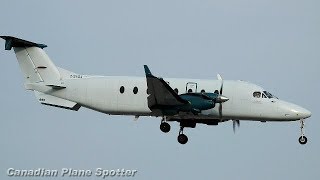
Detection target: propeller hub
<box><xmin>216</xmin><ymin>95</ymin><xmax>229</xmax><ymax>103</ymax></box>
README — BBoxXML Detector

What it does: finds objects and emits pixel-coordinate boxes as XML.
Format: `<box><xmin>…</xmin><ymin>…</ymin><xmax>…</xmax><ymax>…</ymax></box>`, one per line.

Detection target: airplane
<box><xmin>1</xmin><ymin>36</ymin><xmax>312</xmax><ymax>145</ymax></box>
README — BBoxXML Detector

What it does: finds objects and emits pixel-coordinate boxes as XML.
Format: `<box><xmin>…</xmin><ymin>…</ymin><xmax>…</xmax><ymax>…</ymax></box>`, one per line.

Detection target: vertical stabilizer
<box><xmin>1</xmin><ymin>36</ymin><xmax>61</xmax><ymax>84</ymax></box>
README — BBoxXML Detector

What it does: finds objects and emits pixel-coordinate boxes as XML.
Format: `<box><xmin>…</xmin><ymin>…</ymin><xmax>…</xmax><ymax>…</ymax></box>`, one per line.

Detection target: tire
<box><xmin>299</xmin><ymin>136</ymin><xmax>307</xmax><ymax>145</ymax></box>
<box><xmin>160</xmin><ymin>122</ymin><xmax>171</xmax><ymax>133</ymax></box>
<box><xmin>177</xmin><ymin>134</ymin><xmax>188</xmax><ymax>144</ymax></box>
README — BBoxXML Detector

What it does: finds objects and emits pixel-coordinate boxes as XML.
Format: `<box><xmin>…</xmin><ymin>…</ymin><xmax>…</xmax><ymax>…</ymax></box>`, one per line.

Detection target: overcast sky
<box><xmin>0</xmin><ymin>0</ymin><xmax>319</xmax><ymax>179</ymax></box>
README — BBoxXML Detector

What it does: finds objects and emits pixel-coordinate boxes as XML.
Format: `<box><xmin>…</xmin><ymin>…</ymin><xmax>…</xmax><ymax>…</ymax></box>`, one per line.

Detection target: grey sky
<box><xmin>0</xmin><ymin>0</ymin><xmax>319</xmax><ymax>179</ymax></box>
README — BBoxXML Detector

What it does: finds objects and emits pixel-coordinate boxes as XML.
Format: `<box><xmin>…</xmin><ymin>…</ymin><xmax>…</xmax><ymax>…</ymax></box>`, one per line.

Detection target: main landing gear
<box><xmin>159</xmin><ymin>117</ymin><xmax>189</xmax><ymax>144</ymax></box>
<box><xmin>160</xmin><ymin>117</ymin><xmax>171</xmax><ymax>133</ymax></box>
<box><xmin>177</xmin><ymin>126</ymin><xmax>188</xmax><ymax>144</ymax></box>
<box><xmin>298</xmin><ymin>119</ymin><xmax>307</xmax><ymax>145</ymax></box>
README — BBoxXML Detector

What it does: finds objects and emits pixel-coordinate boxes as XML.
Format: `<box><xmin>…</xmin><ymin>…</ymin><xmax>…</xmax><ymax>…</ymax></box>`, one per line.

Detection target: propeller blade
<box><xmin>232</xmin><ymin>120</ymin><xmax>240</xmax><ymax>133</ymax></box>
<box><xmin>219</xmin><ymin>81</ymin><xmax>223</xmax><ymax>95</ymax></box>
<box><xmin>216</xmin><ymin>74</ymin><xmax>229</xmax><ymax>121</ymax></box>
<box><xmin>217</xmin><ymin>74</ymin><xmax>222</xmax><ymax>80</ymax></box>
<box><xmin>219</xmin><ymin>103</ymin><xmax>222</xmax><ymax>120</ymax></box>
<box><xmin>218</xmin><ymin>74</ymin><xmax>224</xmax><ymax>121</ymax></box>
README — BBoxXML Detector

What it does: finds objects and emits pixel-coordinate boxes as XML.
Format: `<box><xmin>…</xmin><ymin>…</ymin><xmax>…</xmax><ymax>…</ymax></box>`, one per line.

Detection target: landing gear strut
<box><xmin>160</xmin><ymin>117</ymin><xmax>171</xmax><ymax>133</ymax></box>
<box><xmin>177</xmin><ymin>126</ymin><xmax>188</xmax><ymax>144</ymax></box>
<box><xmin>298</xmin><ymin>119</ymin><xmax>307</xmax><ymax>145</ymax></box>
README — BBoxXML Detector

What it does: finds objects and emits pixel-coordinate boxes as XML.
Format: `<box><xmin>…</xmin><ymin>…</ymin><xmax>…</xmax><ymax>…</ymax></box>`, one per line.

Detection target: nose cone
<box><xmin>278</xmin><ymin>100</ymin><xmax>312</xmax><ymax>120</ymax></box>
<box><xmin>216</xmin><ymin>95</ymin><xmax>229</xmax><ymax>103</ymax></box>
<box><xmin>296</xmin><ymin>108</ymin><xmax>312</xmax><ymax>119</ymax></box>
<box><xmin>288</xmin><ymin>104</ymin><xmax>312</xmax><ymax>119</ymax></box>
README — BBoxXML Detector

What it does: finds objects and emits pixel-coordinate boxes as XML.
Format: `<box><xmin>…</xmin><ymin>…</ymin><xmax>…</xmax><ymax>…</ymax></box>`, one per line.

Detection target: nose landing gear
<box><xmin>298</xmin><ymin>119</ymin><xmax>307</xmax><ymax>145</ymax></box>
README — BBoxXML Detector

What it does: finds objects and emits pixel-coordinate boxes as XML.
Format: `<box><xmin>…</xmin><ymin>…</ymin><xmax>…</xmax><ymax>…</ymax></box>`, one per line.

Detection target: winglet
<box><xmin>144</xmin><ymin>65</ymin><xmax>154</xmax><ymax>78</ymax></box>
<box><xmin>0</xmin><ymin>36</ymin><xmax>47</xmax><ymax>50</ymax></box>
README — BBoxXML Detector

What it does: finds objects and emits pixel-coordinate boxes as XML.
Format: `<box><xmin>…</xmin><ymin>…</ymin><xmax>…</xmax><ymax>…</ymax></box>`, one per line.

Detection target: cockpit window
<box><xmin>253</xmin><ymin>91</ymin><xmax>261</xmax><ymax>98</ymax></box>
<box><xmin>263</xmin><ymin>91</ymin><xmax>274</xmax><ymax>98</ymax></box>
<box><xmin>262</xmin><ymin>93</ymin><xmax>267</xmax><ymax>98</ymax></box>
<box><xmin>262</xmin><ymin>91</ymin><xmax>278</xmax><ymax>99</ymax></box>
<box><xmin>253</xmin><ymin>91</ymin><xmax>278</xmax><ymax>99</ymax></box>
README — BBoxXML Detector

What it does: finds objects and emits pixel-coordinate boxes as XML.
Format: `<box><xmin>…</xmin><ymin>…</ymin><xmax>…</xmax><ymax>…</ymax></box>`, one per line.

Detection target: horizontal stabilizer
<box><xmin>0</xmin><ymin>36</ymin><xmax>47</xmax><ymax>50</ymax></box>
<box><xmin>25</xmin><ymin>82</ymin><xmax>66</xmax><ymax>91</ymax></box>
<box><xmin>35</xmin><ymin>91</ymin><xmax>81</xmax><ymax>111</ymax></box>
<box><xmin>46</xmin><ymin>84</ymin><xmax>66</xmax><ymax>89</ymax></box>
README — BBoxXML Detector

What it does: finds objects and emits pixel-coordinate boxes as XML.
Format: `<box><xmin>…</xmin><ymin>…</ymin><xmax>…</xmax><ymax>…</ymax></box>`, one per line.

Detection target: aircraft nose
<box><xmin>300</xmin><ymin>108</ymin><xmax>312</xmax><ymax>119</ymax></box>
<box><xmin>278</xmin><ymin>100</ymin><xmax>312</xmax><ymax>120</ymax></box>
<box><xmin>290</xmin><ymin>106</ymin><xmax>312</xmax><ymax>119</ymax></box>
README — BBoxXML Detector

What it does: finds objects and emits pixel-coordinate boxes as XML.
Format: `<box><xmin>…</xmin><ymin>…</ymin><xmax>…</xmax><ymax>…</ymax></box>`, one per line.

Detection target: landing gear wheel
<box><xmin>299</xmin><ymin>136</ymin><xmax>307</xmax><ymax>145</ymax></box>
<box><xmin>160</xmin><ymin>122</ymin><xmax>171</xmax><ymax>133</ymax></box>
<box><xmin>177</xmin><ymin>134</ymin><xmax>188</xmax><ymax>144</ymax></box>
<box><xmin>298</xmin><ymin>119</ymin><xmax>307</xmax><ymax>145</ymax></box>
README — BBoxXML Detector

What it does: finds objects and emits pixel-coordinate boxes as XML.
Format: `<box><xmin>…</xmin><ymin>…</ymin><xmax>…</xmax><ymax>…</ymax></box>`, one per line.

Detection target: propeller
<box><xmin>232</xmin><ymin>120</ymin><xmax>240</xmax><ymax>133</ymax></box>
<box><xmin>216</xmin><ymin>74</ymin><xmax>229</xmax><ymax>121</ymax></box>
<box><xmin>217</xmin><ymin>74</ymin><xmax>238</xmax><ymax>132</ymax></box>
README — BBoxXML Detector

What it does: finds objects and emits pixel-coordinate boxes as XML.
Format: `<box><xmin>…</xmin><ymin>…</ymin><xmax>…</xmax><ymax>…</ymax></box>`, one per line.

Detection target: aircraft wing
<box><xmin>144</xmin><ymin>65</ymin><xmax>189</xmax><ymax>110</ymax></box>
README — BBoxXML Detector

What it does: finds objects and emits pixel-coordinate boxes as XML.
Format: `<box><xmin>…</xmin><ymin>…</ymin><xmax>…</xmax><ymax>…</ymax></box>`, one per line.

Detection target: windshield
<box><xmin>263</xmin><ymin>91</ymin><xmax>278</xmax><ymax>99</ymax></box>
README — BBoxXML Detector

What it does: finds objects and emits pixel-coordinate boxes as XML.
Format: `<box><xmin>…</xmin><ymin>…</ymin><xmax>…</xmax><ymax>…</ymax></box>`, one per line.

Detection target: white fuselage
<box><xmin>39</xmin><ymin>75</ymin><xmax>310</xmax><ymax>122</ymax></box>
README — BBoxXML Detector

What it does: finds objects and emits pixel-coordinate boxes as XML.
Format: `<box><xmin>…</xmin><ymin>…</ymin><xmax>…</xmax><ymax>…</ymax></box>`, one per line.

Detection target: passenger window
<box><xmin>253</xmin><ymin>91</ymin><xmax>261</xmax><ymax>98</ymax></box>
<box><xmin>133</xmin><ymin>87</ymin><xmax>138</xmax><ymax>94</ymax></box>
<box><xmin>120</xmin><ymin>86</ymin><xmax>125</xmax><ymax>94</ymax></box>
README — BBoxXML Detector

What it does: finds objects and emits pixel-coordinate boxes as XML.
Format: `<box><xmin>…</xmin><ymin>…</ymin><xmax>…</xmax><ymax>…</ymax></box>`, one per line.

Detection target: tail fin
<box><xmin>1</xmin><ymin>36</ymin><xmax>61</xmax><ymax>84</ymax></box>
